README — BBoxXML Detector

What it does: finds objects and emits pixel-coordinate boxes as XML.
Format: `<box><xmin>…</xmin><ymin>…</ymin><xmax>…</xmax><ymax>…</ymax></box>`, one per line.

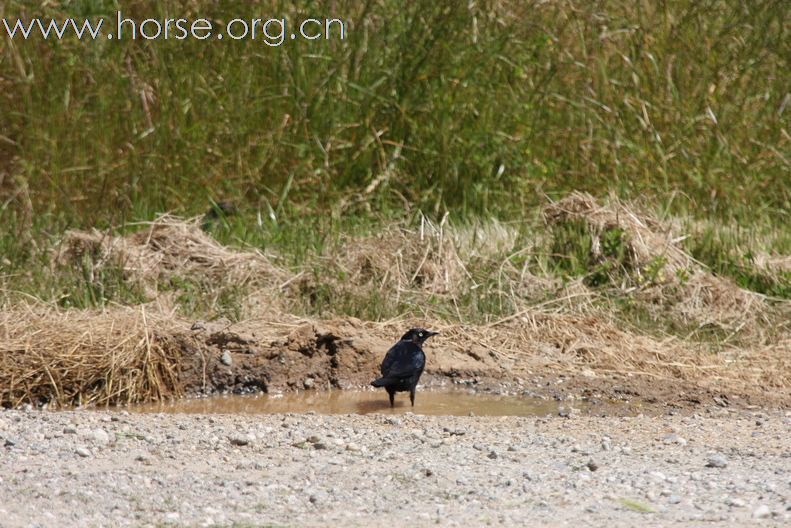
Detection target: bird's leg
<box><xmin>388</xmin><ymin>389</ymin><xmax>395</xmax><ymax>408</ymax></box>
<box><xmin>410</xmin><ymin>389</ymin><xmax>416</xmax><ymax>407</ymax></box>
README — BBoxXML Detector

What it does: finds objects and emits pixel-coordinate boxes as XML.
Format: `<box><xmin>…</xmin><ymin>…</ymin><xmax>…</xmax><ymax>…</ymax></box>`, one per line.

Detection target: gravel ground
<box><xmin>1</xmin><ymin>406</ymin><xmax>789</xmax><ymax>527</ymax></box>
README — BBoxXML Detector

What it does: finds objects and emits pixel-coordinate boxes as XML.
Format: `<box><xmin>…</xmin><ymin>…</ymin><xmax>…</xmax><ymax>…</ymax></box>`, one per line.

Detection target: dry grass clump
<box><xmin>54</xmin><ymin>215</ymin><xmax>290</xmax><ymax>290</ymax></box>
<box><xmin>465</xmin><ymin>313</ymin><xmax>790</xmax><ymax>393</ymax></box>
<box><xmin>332</xmin><ymin>216</ymin><xmax>470</xmax><ymax>295</ymax></box>
<box><xmin>0</xmin><ymin>304</ymin><xmax>185</xmax><ymax>408</ymax></box>
<box><xmin>754</xmin><ymin>254</ymin><xmax>791</xmax><ymax>274</ymax></box>
<box><xmin>542</xmin><ymin>192</ymin><xmax>786</xmax><ymax>341</ymax></box>
<box><xmin>454</xmin><ymin>219</ymin><xmax>566</xmax><ymax>303</ymax></box>
<box><xmin>543</xmin><ymin>191</ymin><xmax>694</xmax><ymax>280</ymax></box>
<box><xmin>667</xmin><ymin>272</ymin><xmax>790</xmax><ymax>343</ymax></box>
<box><xmin>451</xmin><ymin>218</ymin><xmax>521</xmax><ymax>261</ymax></box>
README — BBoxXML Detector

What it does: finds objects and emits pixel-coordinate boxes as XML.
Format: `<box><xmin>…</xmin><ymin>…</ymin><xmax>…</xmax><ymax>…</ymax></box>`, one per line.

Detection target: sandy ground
<box><xmin>1</xmin><ymin>405</ymin><xmax>789</xmax><ymax>527</ymax></box>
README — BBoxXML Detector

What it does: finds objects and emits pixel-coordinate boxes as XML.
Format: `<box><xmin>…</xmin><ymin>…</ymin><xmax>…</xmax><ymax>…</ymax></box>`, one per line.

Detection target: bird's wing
<box><xmin>380</xmin><ymin>342</ymin><xmax>424</xmax><ymax>378</ymax></box>
<box><xmin>379</xmin><ymin>344</ymin><xmax>400</xmax><ymax>376</ymax></box>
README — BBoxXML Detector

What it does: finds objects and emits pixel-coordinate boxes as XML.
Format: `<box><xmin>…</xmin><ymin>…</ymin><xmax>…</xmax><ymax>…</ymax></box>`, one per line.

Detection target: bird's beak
<box><xmin>428</xmin><ymin>331</ymin><xmax>439</xmax><ymax>338</ymax></box>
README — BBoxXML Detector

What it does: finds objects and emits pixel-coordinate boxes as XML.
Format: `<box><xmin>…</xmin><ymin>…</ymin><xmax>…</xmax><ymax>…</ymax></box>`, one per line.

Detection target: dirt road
<box><xmin>1</xmin><ymin>406</ymin><xmax>788</xmax><ymax>527</ymax></box>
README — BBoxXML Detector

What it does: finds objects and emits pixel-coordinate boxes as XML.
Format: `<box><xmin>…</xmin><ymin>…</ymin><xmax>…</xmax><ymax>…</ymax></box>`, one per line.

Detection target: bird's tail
<box><xmin>371</xmin><ymin>377</ymin><xmax>388</xmax><ymax>387</ymax></box>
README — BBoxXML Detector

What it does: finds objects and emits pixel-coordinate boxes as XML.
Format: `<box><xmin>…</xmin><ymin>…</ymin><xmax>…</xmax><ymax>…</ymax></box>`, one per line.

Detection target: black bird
<box><xmin>371</xmin><ymin>328</ymin><xmax>439</xmax><ymax>408</ymax></box>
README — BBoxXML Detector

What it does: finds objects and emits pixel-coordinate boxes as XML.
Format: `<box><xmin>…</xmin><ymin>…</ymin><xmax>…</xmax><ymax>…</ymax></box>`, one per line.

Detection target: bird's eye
<box><xmin>419</xmin><ymin>332</ymin><xmax>424</xmax><ymax>337</ymax></box>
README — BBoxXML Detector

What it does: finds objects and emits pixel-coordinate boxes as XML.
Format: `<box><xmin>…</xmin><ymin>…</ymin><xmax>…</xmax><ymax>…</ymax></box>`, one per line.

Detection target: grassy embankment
<box><xmin>1</xmin><ymin>0</ymin><xmax>788</xmax><ymax>334</ymax></box>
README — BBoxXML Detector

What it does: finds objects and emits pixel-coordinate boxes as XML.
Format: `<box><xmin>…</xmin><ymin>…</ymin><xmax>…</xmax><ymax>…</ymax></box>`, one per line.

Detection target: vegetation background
<box><xmin>1</xmin><ymin>0</ymin><xmax>789</xmax><ymax>316</ymax></box>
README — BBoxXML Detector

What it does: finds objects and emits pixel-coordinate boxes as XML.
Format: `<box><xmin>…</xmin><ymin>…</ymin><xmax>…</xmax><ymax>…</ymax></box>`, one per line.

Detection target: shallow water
<box><xmin>128</xmin><ymin>389</ymin><xmax>574</xmax><ymax>417</ymax></box>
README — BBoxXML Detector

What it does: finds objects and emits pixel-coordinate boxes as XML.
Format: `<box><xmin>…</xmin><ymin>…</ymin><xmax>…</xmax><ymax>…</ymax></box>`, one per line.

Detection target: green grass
<box><xmin>0</xmin><ymin>0</ymin><xmax>789</xmax><ymax>339</ymax></box>
<box><xmin>684</xmin><ymin>223</ymin><xmax>791</xmax><ymax>299</ymax></box>
<box><xmin>1</xmin><ymin>0</ymin><xmax>788</xmax><ymax>223</ymax></box>
<box><xmin>618</xmin><ymin>498</ymin><xmax>655</xmax><ymax>514</ymax></box>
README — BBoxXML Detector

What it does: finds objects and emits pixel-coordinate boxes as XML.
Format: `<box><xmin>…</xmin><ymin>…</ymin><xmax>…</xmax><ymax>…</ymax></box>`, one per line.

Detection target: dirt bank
<box><xmin>2</xmin><ymin>307</ymin><xmax>789</xmax><ymax>412</ymax></box>
<box><xmin>2</xmin><ymin>196</ymin><xmax>789</xmax><ymax>411</ymax></box>
<box><xmin>177</xmin><ymin>316</ymin><xmax>791</xmax><ymax>412</ymax></box>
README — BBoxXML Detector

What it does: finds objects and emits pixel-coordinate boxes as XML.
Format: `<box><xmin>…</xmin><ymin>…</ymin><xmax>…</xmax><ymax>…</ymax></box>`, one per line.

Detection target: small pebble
<box><xmin>229</xmin><ymin>436</ymin><xmax>251</xmax><ymax>447</ymax></box>
<box><xmin>75</xmin><ymin>447</ymin><xmax>91</xmax><ymax>458</ymax></box>
<box><xmin>92</xmin><ymin>429</ymin><xmax>110</xmax><ymax>447</ymax></box>
<box><xmin>220</xmin><ymin>350</ymin><xmax>233</xmax><ymax>366</ymax></box>
<box><xmin>650</xmin><ymin>471</ymin><xmax>667</xmax><ymax>482</ymax></box>
<box><xmin>663</xmin><ymin>434</ymin><xmax>687</xmax><ymax>446</ymax></box>
<box><xmin>706</xmin><ymin>453</ymin><xmax>728</xmax><ymax>468</ymax></box>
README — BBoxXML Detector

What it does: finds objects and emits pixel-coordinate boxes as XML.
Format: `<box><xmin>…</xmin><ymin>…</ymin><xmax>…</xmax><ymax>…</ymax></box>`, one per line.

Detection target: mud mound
<box><xmin>187</xmin><ymin>313</ymin><xmax>791</xmax><ymax>406</ymax></box>
<box><xmin>55</xmin><ymin>215</ymin><xmax>290</xmax><ymax>290</ymax></box>
<box><xmin>181</xmin><ymin>317</ymin><xmax>502</xmax><ymax>395</ymax></box>
<box><xmin>0</xmin><ymin>305</ymin><xmax>185</xmax><ymax>407</ymax></box>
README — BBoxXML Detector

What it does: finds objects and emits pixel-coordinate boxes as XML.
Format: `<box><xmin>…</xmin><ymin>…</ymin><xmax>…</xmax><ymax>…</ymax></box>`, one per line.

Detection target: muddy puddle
<box><xmin>127</xmin><ymin>389</ymin><xmax>582</xmax><ymax>417</ymax></box>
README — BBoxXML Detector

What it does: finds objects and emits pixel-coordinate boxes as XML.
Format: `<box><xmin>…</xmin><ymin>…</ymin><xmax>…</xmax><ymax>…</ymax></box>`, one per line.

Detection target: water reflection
<box><xmin>127</xmin><ymin>388</ymin><xmax>570</xmax><ymax>417</ymax></box>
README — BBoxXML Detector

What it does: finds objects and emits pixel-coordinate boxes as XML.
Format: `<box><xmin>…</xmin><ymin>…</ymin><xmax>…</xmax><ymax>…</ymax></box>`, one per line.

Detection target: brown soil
<box><xmin>172</xmin><ymin>317</ymin><xmax>790</xmax><ymax>413</ymax></box>
<box><xmin>3</xmin><ymin>304</ymin><xmax>786</xmax><ymax>413</ymax></box>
